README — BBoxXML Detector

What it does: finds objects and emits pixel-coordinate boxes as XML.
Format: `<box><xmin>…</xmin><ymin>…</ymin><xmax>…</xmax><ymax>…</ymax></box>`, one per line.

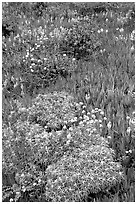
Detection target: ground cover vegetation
<box><xmin>2</xmin><ymin>2</ymin><xmax>135</xmax><ymax>202</ymax></box>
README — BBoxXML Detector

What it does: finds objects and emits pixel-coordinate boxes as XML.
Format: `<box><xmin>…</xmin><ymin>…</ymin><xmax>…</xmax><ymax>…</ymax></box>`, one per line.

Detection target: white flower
<box><xmin>67</xmin><ymin>133</ymin><xmax>71</xmax><ymax>140</ymax></box>
<box><xmin>33</xmin><ymin>183</ymin><xmax>37</xmax><ymax>186</ymax></box>
<box><xmin>126</xmin><ymin>116</ymin><xmax>130</xmax><ymax>120</ymax></box>
<box><xmin>79</xmin><ymin>102</ymin><xmax>84</xmax><ymax>106</ymax></box>
<box><xmin>127</xmin><ymin>127</ymin><xmax>131</xmax><ymax>134</ymax></box>
<box><xmin>16</xmin><ymin>191</ymin><xmax>20</xmax><ymax>195</ymax></box>
<box><xmin>82</xmin><ymin>110</ymin><xmax>86</xmax><ymax>114</ymax></box>
<box><xmin>91</xmin><ymin>114</ymin><xmax>96</xmax><ymax>119</ymax></box>
<box><xmin>99</xmin><ymin>124</ymin><xmax>103</xmax><ymax>128</ymax></box>
<box><xmin>10</xmin><ymin>198</ymin><xmax>14</xmax><ymax>202</ymax></box>
<box><xmin>89</xmin><ymin>119</ymin><xmax>94</xmax><ymax>124</ymax></box>
<box><xmin>63</xmin><ymin>125</ymin><xmax>67</xmax><ymax>130</ymax></box>
<box><xmin>119</xmin><ymin>28</ymin><xmax>124</xmax><ymax>33</ymax></box>
<box><xmin>69</xmin><ymin>127</ymin><xmax>73</xmax><ymax>131</ymax></box>
<box><xmin>100</xmin><ymin>111</ymin><xmax>104</xmax><ymax>115</ymax></box>
<box><xmin>83</xmin><ymin>115</ymin><xmax>89</xmax><ymax>121</ymax></box>
<box><xmin>66</xmin><ymin>140</ymin><xmax>70</xmax><ymax>145</ymax></box>
<box><xmin>128</xmin><ymin>150</ymin><xmax>132</xmax><ymax>154</ymax></box>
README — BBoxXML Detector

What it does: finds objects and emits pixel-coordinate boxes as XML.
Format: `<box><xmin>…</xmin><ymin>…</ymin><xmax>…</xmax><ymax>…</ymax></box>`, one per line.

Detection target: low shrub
<box><xmin>2</xmin><ymin>91</ymin><xmax>124</xmax><ymax>201</ymax></box>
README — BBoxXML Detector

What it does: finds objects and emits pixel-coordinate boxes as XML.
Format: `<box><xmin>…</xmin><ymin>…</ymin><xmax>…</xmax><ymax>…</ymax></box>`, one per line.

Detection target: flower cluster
<box><xmin>2</xmin><ymin>91</ymin><xmax>124</xmax><ymax>201</ymax></box>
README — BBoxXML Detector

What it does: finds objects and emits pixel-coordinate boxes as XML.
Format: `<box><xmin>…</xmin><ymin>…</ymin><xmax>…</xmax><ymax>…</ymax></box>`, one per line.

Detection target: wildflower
<box><xmin>88</xmin><ymin>119</ymin><xmax>94</xmax><ymax>124</ymax></box>
<box><xmin>131</xmin><ymin>46</ymin><xmax>134</xmax><ymax>52</ymax></box>
<box><xmin>38</xmin><ymin>179</ymin><xmax>42</xmax><ymax>183</ymax></box>
<box><xmin>97</xmin><ymin>30</ymin><xmax>101</xmax><ymax>34</ymax></box>
<box><xmin>66</xmin><ymin>140</ymin><xmax>70</xmax><ymax>145</ymax></box>
<box><xmin>63</xmin><ymin>125</ymin><xmax>67</xmax><ymax>130</ymax></box>
<box><xmin>10</xmin><ymin>198</ymin><xmax>14</xmax><ymax>202</ymax></box>
<box><xmin>82</xmin><ymin>110</ymin><xmax>86</xmax><ymax>114</ymax></box>
<box><xmin>79</xmin><ymin>121</ymin><xmax>83</xmax><ymax>126</ymax></box>
<box><xmin>85</xmin><ymin>94</ymin><xmax>90</xmax><ymax>102</ymax></box>
<box><xmin>107</xmin><ymin>136</ymin><xmax>111</xmax><ymax>140</ymax></box>
<box><xmin>100</xmin><ymin>28</ymin><xmax>103</xmax><ymax>32</ymax></box>
<box><xmin>104</xmin><ymin>117</ymin><xmax>107</xmax><ymax>120</ymax></box>
<box><xmin>107</xmin><ymin>122</ymin><xmax>112</xmax><ymax>129</ymax></box>
<box><xmin>67</xmin><ymin>133</ymin><xmax>71</xmax><ymax>140</ymax></box>
<box><xmin>119</xmin><ymin>28</ymin><xmax>124</xmax><ymax>33</ymax></box>
<box><xmin>79</xmin><ymin>102</ymin><xmax>84</xmax><ymax>106</ymax></box>
<box><xmin>83</xmin><ymin>115</ymin><xmax>89</xmax><ymax>121</ymax></box>
<box><xmin>69</xmin><ymin>127</ymin><xmax>73</xmax><ymax>131</ymax></box>
<box><xmin>127</xmin><ymin>127</ymin><xmax>131</xmax><ymax>134</ymax></box>
<box><xmin>16</xmin><ymin>191</ymin><xmax>20</xmax><ymax>195</ymax></box>
<box><xmin>91</xmin><ymin>114</ymin><xmax>96</xmax><ymax>119</ymax></box>
<box><xmin>106</xmin><ymin>29</ymin><xmax>108</xmax><ymax>33</ymax></box>
<box><xmin>128</xmin><ymin>150</ymin><xmax>132</xmax><ymax>154</ymax></box>
<box><xmin>126</xmin><ymin>116</ymin><xmax>130</xmax><ymax>120</ymax></box>
<box><xmin>100</xmin><ymin>111</ymin><xmax>104</xmax><ymax>115</ymax></box>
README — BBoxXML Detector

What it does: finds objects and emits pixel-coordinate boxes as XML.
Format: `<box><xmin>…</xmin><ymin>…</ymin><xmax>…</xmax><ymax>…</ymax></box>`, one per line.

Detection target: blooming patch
<box><xmin>2</xmin><ymin>91</ymin><xmax>124</xmax><ymax>201</ymax></box>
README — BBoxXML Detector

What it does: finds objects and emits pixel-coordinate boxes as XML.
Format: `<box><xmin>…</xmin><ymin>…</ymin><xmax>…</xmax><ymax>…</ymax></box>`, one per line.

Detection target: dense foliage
<box><xmin>2</xmin><ymin>2</ymin><xmax>135</xmax><ymax>202</ymax></box>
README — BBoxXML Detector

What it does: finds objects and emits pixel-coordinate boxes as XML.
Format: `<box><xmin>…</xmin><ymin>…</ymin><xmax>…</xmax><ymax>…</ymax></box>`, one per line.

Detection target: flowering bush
<box><xmin>27</xmin><ymin>91</ymin><xmax>81</xmax><ymax>130</ymax></box>
<box><xmin>3</xmin><ymin>91</ymin><xmax>124</xmax><ymax>201</ymax></box>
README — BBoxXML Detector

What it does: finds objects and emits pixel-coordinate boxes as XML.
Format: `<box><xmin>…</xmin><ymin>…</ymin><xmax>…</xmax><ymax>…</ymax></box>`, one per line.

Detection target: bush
<box><xmin>3</xmin><ymin>91</ymin><xmax>124</xmax><ymax>202</ymax></box>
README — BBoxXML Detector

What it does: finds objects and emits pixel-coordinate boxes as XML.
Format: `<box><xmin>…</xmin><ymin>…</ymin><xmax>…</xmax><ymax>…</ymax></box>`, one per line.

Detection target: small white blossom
<box><xmin>119</xmin><ymin>28</ymin><xmax>124</xmax><ymax>33</ymax></box>
<box><xmin>67</xmin><ymin>133</ymin><xmax>72</xmax><ymax>140</ymax></box>
<box><xmin>83</xmin><ymin>115</ymin><xmax>89</xmax><ymax>121</ymax></box>
<box><xmin>107</xmin><ymin>122</ymin><xmax>112</xmax><ymax>129</ymax></box>
<box><xmin>69</xmin><ymin>127</ymin><xmax>73</xmax><ymax>131</ymax></box>
<box><xmin>126</xmin><ymin>116</ymin><xmax>130</xmax><ymax>120</ymax></box>
<box><xmin>82</xmin><ymin>110</ymin><xmax>86</xmax><ymax>114</ymax></box>
<box><xmin>127</xmin><ymin>127</ymin><xmax>131</xmax><ymax>134</ymax></box>
<box><xmin>63</xmin><ymin>125</ymin><xmax>67</xmax><ymax>130</ymax></box>
<box><xmin>33</xmin><ymin>183</ymin><xmax>37</xmax><ymax>186</ymax></box>
<box><xmin>99</xmin><ymin>124</ymin><xmax>103</xmax><ymax>128</ymax></box>
<box><xmin>91</xmin><ymin>114</ymin><xmax>96</xmax><ymax>119</ymax></box>
<box><xmin>10</xmin><ymin>198</ymin><xmax>14</xmax><ymax>202</ymax></box>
